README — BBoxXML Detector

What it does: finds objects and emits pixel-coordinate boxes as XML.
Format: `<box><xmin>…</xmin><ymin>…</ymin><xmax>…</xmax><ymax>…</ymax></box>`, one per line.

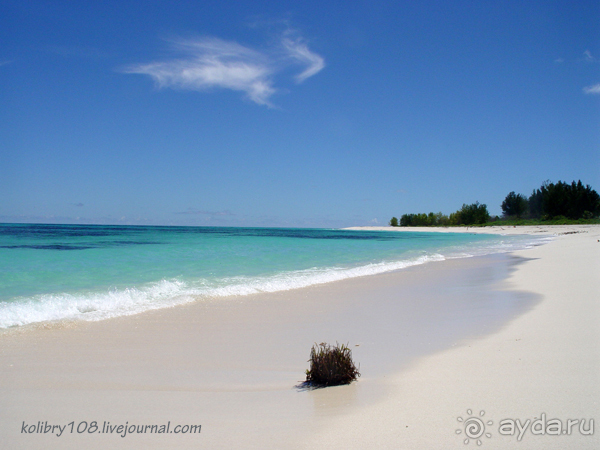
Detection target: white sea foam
<box><xmin>0</xmin><ymin>234</ymin><xmax>550</xmax><ymax>329</ymax></box>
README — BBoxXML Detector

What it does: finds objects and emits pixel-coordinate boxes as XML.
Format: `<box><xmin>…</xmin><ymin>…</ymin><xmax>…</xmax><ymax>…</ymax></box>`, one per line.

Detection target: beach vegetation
<box><xmin>511</xmin><ymin>180</ymin><xmax>600</xmax><ymax>221</ymax></box>
<box><xmin>532</xmin><ymin>180</ymin><xmax>600</xmax><ymax>220</ymax></box>
<box><xmin>501</xmin><ymin>191</ymin><xmax>528</xmax><ymax>218</ymax></box>
<box><xmin>389</xmin><ymin>217</ymin><xmax>399</xmax><ymax>227</ymax></box>
<box><xmin>398</xmin><ymin>204</ymin><xmax>490</xmax><ymax>227</ymax></box>
<box><xmin>305</xmin><ymin>342</ymin><xmax>360</xmax><ymax>387</ymax></box>
<box><xmin>399</xmin><ymin>211</ymin><xmax>449</xmax><ymax>227</ymax></box>
<box><xmin>582</xmin><ymin>211</ymin><xmax>594</xmax><ymax>220</ymax></box>
<box><xmin>484</xmin><ymin>216</ymin><xmax>600</xmax><ymax>226</ymax></box>
<box><xmin>451</xmin><ymin>202</ymin><xmax>490</xmax><ymax>225</ymax></box>
<box><xmin>390</xmin><ymin>180</ymin><xmax>599</xmax><ymax>228</ymax></box>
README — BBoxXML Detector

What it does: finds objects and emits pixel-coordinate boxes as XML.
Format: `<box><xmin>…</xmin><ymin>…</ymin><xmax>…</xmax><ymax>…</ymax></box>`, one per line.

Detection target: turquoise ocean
<box><xmin>0</xmin><ymin>224</ymin><xmax>549</xmax><ymax>329</ymax></box>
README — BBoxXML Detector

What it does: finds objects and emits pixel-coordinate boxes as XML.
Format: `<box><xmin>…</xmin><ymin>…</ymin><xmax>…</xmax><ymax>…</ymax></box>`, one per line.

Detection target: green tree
<box><xmin>528</xmin><ymin>187</ymin><xmax>544</xmax><ymax>218</ymax></box>
<box><xmin>529</xmin><ymin>180</ymin><xmax>600</xmax><ymax>219</ymax></box>
<box><xmin>501</xmin><ymin>191</ymin><xmax>528</xmax><ymax>218</ymax></box>
<box><xmin>389</xmin><ymin>217</ymin><xmax>399</xmax><ymax>227</ymax></box>
<box><xmin>454</xmin><ymin>202</ymin><xmax>490</xmax><ymax>225</ymax></box>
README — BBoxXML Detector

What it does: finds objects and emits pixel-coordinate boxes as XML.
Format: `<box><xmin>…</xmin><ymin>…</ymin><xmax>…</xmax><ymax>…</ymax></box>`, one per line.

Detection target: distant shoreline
<box><xmin>342</xmin><ymin>224</ymin><xmax>600</xmax><ymax>235</ymax></box>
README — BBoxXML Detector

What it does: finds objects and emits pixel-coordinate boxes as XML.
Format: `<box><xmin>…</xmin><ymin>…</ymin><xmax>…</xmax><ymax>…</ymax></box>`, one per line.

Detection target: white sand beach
<box><xmin>343</xmin><ymin>224</ymin><xmax>593</xmax><ymax>235</ymax></box>
<box><xmin>311</xmin><ymin>224</ymin><xmax>600</xmax><ymax>449</ymax></box>
<box><xmin>0</xmin><ymin>225</ymin><xmax>598</xmax><ymax>449</ymax></box>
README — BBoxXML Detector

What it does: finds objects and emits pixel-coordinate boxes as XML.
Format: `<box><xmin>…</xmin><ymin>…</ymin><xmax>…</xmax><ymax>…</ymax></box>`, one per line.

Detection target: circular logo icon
<box><xmin>456</xmin><ymin>409</ymin><xmax>493</xmax><ymax>445</ymax></box>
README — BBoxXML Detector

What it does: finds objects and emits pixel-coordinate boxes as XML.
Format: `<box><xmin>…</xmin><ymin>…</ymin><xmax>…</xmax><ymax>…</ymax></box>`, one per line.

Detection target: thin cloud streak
<box><xmin>583</xmin><ymin>83</ymin><xmax>600</xmax><ymax>95</ymax></box>
<box><xmin>124</xmin><ymin>32</ymin><xmax>324</xmax><ymax>106</ymax></box>
<box><xmin>282</xmin><ymin>37</ymin><xmax>325</xmax><ymax>83</ymax></box>
<box><xmin>583</xmin><ymin>50</ymin><xmax>597</xmax><ymax>63</ymax></box>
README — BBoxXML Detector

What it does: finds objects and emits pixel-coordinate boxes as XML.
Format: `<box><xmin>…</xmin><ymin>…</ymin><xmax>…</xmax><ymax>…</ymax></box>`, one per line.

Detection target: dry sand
<box><xmin>0</xmin><ymin>225</ymin><xmax>598</xmax><ymax>449</ymax></box>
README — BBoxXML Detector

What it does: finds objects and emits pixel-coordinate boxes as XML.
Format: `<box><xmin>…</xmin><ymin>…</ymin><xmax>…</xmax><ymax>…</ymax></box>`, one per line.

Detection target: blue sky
<box><xmin>1</xmin><ymin>0</ymin><xmax>599</xmax><ymax>227</ymax></box>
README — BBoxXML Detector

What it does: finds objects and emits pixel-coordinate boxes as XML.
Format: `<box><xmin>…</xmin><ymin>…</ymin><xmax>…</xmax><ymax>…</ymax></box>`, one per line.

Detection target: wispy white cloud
<box><xmin>583</xmin><ymin>50</ymin><xmax>597</xmax><ymax>63</ymax></box>
<box><xmin>124</xmin><ymin>31</ymin><xmax>324</xmax><ymax>107</ymax></box>
<box><xmin>126</xmin><ymin>38</ymin><xmax>275</xmax><ymax>106</ymax></box>
<box><xmin>0</xmin><ymin>60</ymin><xmax>13</xmax><ymax>67</ymax></box>
<box><xmin>281</xmin><ymin>34</ymin><xmax>325</xmax><ymax>83</ymax></box>
<box><xmin>583</xmin><ymin>83</ymin><xmax>600</xmax><ymax>95</ymax></box>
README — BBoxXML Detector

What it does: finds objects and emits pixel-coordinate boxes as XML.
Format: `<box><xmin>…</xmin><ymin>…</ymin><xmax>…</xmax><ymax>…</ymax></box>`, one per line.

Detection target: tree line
<box><xmin>390</xmin><ymin>202</ymin><xmax>490</xmax><ymax>227</ymax></box>
<box><xmin>389</xmin><ymin>180</ymin><xmax>599</xmax><ymax>227</ymax></box>
<box><xmin>502</xmin><ymin>180</ymin><xmax>600</xmax><ymax>220</ymax></box>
